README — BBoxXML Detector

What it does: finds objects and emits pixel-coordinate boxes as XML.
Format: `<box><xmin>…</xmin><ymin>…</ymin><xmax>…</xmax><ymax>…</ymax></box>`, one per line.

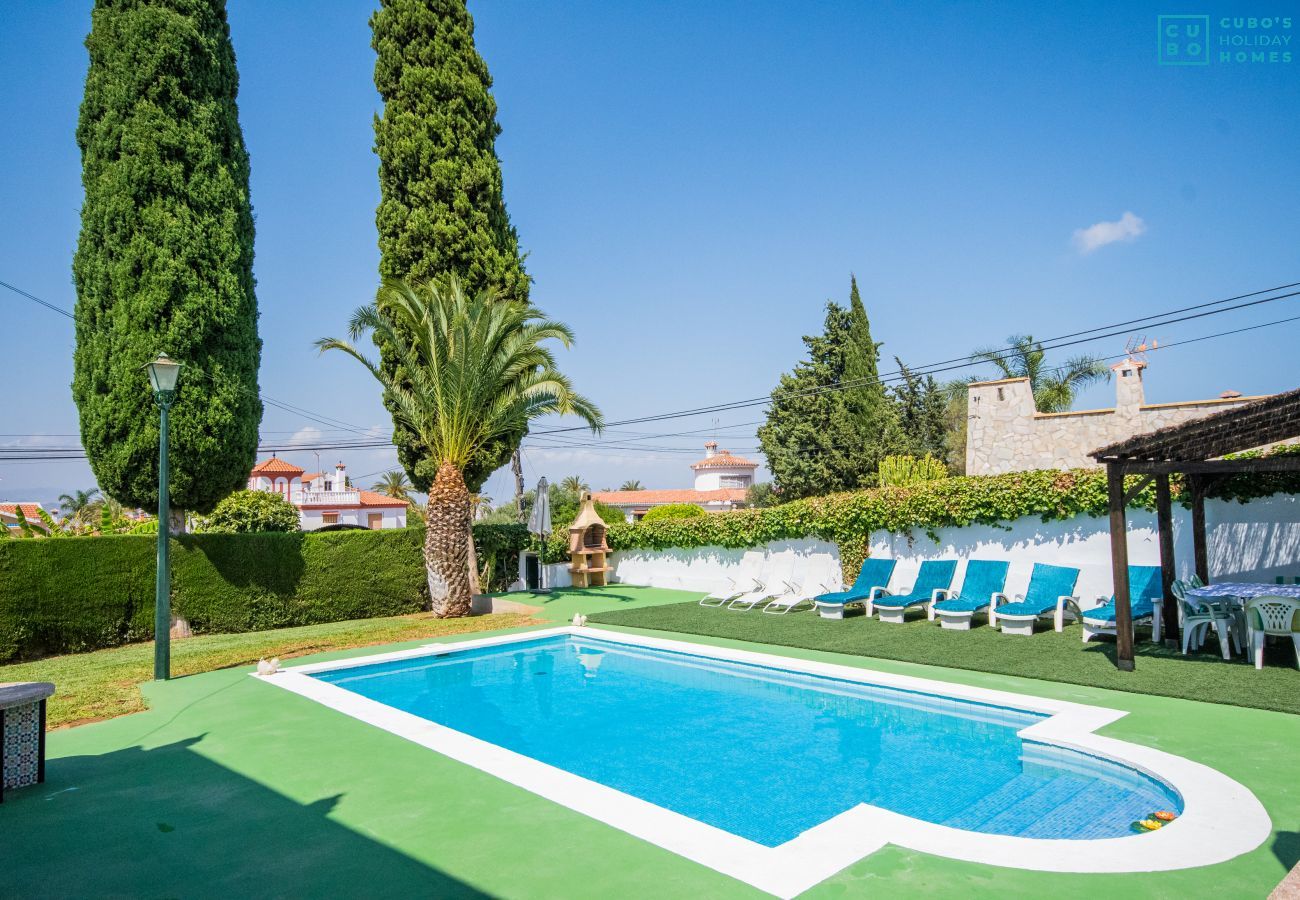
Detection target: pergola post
<box><xmin>1189</xmin><ymin>475</ymin><xmax>1210</xmax><ymax>585</ymax></box>
<box><xmin>1107</xmin><ymin>462</ymin><xmax>1134</xmax><ymax>671</ymax></box>
<box><xmin>1154</xmin><ymin>474</ymin><xmax>1179</xmax><ymax>647</ymax></box>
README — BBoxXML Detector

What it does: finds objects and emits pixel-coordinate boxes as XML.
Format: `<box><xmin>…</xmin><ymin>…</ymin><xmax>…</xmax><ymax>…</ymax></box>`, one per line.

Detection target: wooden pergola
<box><xmin>1090</xmin><ymin>386</ymin><xmax>1300</xmax><ymax>671</ymax></box>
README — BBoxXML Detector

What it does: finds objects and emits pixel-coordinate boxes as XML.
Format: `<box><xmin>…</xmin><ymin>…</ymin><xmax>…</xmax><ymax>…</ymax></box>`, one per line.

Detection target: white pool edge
<box><xmin>256</xmin><ymin>625</ymin><xmax>1272</xmax><ymax>899</ymax></box>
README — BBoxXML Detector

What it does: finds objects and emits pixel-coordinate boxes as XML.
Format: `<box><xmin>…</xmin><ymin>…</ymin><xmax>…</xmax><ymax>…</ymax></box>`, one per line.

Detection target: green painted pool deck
<box><xmin>3</xmin><ymin>585</ymin><xmax>1298</xmax><ymax>899</ymax></box>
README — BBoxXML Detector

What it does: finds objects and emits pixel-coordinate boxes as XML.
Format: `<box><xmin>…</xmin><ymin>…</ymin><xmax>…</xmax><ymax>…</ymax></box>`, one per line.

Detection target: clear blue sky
<box><xmin>2</xmin><ymin>1</ymin><xmax>1298</xmax><ymax>508</ymax></box>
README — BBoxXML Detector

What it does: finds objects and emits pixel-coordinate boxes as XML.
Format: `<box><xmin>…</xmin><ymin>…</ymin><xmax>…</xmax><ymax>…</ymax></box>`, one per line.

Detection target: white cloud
<box><xmin>288</xmin><ymin>426</ymin><xmax>323</xmax><ymax>445</ymax></box>
<box><xmin>1072</xmin><ymin>211</ymin><xmax>1147</xmax><ymax>254</ymax></box>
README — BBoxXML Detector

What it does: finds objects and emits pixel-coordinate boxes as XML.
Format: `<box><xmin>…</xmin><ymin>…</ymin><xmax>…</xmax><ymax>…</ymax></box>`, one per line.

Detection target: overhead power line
<box><xmin>5</xmin><ymin>277</ymin><xmax>1299</xmax><ymax>463</ymax></box>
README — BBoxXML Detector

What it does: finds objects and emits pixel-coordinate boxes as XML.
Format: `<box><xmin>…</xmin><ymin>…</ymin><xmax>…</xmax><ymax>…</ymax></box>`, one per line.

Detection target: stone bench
<box><xmin>1</xmin><ymin>682</ymin><xmax>54</xmax><ymax>802</ymax></box>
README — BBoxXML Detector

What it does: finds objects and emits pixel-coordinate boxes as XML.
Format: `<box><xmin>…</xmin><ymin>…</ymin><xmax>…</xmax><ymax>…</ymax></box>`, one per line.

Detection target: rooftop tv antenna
<box><xmin>1124</xmin><ymin>335</ymin><xmax>1159</xmax><ymax>362</ymax></box>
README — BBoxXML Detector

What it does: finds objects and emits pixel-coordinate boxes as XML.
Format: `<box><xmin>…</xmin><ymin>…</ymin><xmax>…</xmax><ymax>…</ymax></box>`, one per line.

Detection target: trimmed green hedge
<box><xmin>0</xmin><ymin>523</ymin><xmax>533</xmax><ymax>662</ymax></box>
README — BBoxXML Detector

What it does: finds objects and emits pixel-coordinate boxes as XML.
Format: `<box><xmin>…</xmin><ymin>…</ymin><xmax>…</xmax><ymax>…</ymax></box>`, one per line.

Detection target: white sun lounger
<box><xmin>699</xmin><ymin>550</ymin><xmax>765</xmax><ymax>606</ymax></box>
<box><xmin>761</xmin><ymin>575</ymin><xmax>832</xmax><ymax>615</ymax></box>
<box><xmin>726</xmin><ymin>557</ymin><xmax>793</xmax><ymax>611</ymax></box>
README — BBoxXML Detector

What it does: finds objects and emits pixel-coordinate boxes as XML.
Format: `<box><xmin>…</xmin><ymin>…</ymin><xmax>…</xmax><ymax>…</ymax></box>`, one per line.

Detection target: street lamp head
<box><xmin>145</xmin><ymin>353</ymin><xmax>183</xmax><ymax>394</ymax></box>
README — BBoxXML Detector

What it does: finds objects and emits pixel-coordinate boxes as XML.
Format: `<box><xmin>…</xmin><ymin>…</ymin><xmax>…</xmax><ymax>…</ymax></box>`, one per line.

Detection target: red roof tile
<box><xmin>0</xmin><ymin>502</ymin><xmax>46</xmax><ymax>519</ymax></box>
<box><xmin>251</xmin><ymin>457</ymin><xmax>305</xmax><ymax>475</ymax></box>
<box><xmin>591</xmin><ymin>488</ymin><xmax>747</xmax><ymax>506</ymax></box>
<box><xmin>358</xmin><ymin>490</ymin><xmax>408</xmax><ymax>508</ymax></box>
<box><xmin>690</xmin><ymin>450</ymin><xmax>759</xmax><ymax>470</ymax></box>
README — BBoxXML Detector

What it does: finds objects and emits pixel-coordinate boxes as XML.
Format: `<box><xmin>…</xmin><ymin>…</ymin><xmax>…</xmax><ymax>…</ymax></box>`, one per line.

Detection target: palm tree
<box><xmin>57</xmin><ymin>488</ymin><xmax>100</xmax><ymax>529</ymax></box>
<box><xmin>318</xmin><ymin>277</ymin><xmax>602</xmax><ymax>617</ymax></box>
<box><xmin>373</xmin><ymin>470</ymin><xmax>413</xmax><ymax>503</ymax></box>
<box><xmin>619</xmin><ymin>479</ymin><xmax>643</xmax><ymax>491</ymax></box>
<box><xmin>560</xmin><ymin>475</ymin><xmax>588</xmax><ymax>494</ymax></box>
<box><xmin>970</xmin><ymin>334</ymin><xmax>1109</xmax><ymax>413</ymax></box>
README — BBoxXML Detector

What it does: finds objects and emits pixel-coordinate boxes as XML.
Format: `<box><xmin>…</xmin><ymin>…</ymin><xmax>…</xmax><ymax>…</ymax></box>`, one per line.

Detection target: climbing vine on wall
<box><xmin>536</xmin><ymin>447</ymin><xmax>1300</xmax><ymax>583</ymax></box>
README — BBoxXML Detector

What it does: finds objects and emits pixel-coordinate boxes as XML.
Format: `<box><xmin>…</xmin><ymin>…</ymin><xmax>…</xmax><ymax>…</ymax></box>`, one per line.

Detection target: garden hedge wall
<box><xmin>539</xmin><ymin>450</ymin><xmax>1300</xmax><ymax>583</ymax></box>
<box><xmin>0</xmin><ymin>524</ymin><xmax>531</xmax><ymax>662</ymax></box>
<box><xmin>4</xmin><ymin>452</ymin><xmax>1294</xmax><ymax>662</ymax></box>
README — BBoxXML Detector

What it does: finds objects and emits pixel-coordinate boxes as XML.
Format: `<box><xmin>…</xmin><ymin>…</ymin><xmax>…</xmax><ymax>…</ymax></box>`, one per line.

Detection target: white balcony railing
<box><xmin>292</xmin><ymin>490</ymin><xmax>361</xmax><ymax>505</ymax></box>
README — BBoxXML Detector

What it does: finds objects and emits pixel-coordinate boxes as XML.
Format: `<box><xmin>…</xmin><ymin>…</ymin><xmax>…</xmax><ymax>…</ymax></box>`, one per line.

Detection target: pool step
<box><xmin>942</xmin><ymin>776</ymin><xmax>1093</xmax><ymax>836</ymax></box>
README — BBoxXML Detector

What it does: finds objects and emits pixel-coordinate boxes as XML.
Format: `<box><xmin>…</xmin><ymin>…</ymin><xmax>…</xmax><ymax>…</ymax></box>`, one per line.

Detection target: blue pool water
<box><xmin>312</xmin><ymin>635</ymin><xmax>1181</xmax><ymax>846</ymax></box>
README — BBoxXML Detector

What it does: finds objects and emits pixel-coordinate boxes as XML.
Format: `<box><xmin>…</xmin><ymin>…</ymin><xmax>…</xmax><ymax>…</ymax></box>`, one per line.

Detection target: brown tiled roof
<box><xmin>1091</xmin><ymin>387</ymin><xmax>1295</xmax><ymax>463</ymax></box>
<box><xmin>592</xmin><ymin>488</ymin><xmax>747</xmax><ymax>506</ymax></box>
<box><xmin>251</xmin><ymin>456</ymin><xmax>304</xmax><ymax>475</ymax></box>
<box><xmin>690</xmin><ymin>450</ymin><xmax>759</xmax><ymax>470</ymax></box>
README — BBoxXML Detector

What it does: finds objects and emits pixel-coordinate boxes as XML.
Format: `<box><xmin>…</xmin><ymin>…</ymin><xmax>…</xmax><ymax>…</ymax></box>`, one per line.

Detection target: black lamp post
<box><xmin>145</xmin><ymin>353</ymin><xmax>182</xmax><ymax>680</ymax></box>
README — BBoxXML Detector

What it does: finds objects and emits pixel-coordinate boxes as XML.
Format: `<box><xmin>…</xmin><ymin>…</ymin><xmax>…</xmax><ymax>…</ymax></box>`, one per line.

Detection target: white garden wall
<box><xmin>513</xmin><ymin>495</ymin><xmax>1299</xmax><ymax>607</ymax></box>
<box><xmin>872</xmin><ymin>494</ymin><xmax>1300</xmax><ymax>610</ymax></box>
<box><xmin>608</xmin><ymin>539</ymin><xmax>842</xmax><ymax>595</ymax></box>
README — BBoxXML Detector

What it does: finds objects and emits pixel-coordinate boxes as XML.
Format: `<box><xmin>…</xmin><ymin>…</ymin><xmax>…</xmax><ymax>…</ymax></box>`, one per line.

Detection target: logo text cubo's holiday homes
<box><xmin>1158</xmin><ymin>15</ymin><xmax>1293</xmax><ymax>66</ymax></box>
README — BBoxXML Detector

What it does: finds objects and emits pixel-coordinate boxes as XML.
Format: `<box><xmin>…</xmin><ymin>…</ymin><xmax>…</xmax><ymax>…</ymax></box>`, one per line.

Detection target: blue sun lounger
<box><xmin>871</xmin><ymin>560</ymin><xmax>958</xmax><ymax>623</ymax></box>
<box><xmin>992</xmin><ymin>563</ymin><xmax>1081</xmax><ymax>636</ymax></box>
<box><xmin>812</xmin><ymin>558</ymin><xmax>896</xmax><ymax>620</ymax></box>
<box><xmin>1081</xmin><ymin>565</ymin><xmax>1163</xmax><ymax>643</ymax></box>
<box><xmin>929</xmin><ymin>560</ymin><xmax>1011</xmax><ymax>630</ymax></box>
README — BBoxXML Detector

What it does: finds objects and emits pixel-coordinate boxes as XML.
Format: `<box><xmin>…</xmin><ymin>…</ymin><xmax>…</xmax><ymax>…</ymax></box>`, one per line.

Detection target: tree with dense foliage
<box><xmin>971</xmin><ymin>334</ymin><xmax>1109</xmax><ymax>413</ymax></box>
<box><xmin>640</xmin><ymin>503</ymin><xmax>706</xmax><ymax>522</ymax></box>
<box><xmin>618</xmin><ymin>479</ymin><xmax>643</xmax><ymax>491</ymax></box>
<box><xmin>72</xmin><ymin>0</ymin><xmax>261</xmax><ymax>518</ymax></box>
<box><xmin>745</xmin><ymin>482</ymin><xmax>779</xmax><ymax>508</ymax></box>
<box><xmin>318</xmin><ymin>278</ymin><xmax>601</xmax><ymax>616</ymax></box>
<box><xmin>891</xmin><ymin>359</ymin><xmax>953</xmax><ymax>460</ymax></box>
<box><xmin>758</xmin><ymin>280</ymin><xmax>902</xmax><ymax>499</ymax></box>
<box><xmin>371</xmin><ymin>0</ymin><xmax>529</xmax><ymax>496</ymax></box>
<box><xmin>373</xmin><ymin>470</ymin><xmax>413</xmax><ymax>502</ymax></box>
<box><xmin>842</xmin><ymin>276</ymin><xmax>900</xmax><ymax>454</ymax></box>
<box><xmin>200</xmin><ymin>490</ymin><xmax>301</xmax><ymax>534</ymax></box>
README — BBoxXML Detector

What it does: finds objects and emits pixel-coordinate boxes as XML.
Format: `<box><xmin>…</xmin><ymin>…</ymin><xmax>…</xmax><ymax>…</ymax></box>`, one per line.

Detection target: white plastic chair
<box><xmin>1244</xmin><ymin>596</ymin><xmax>1300</xmax><ymax>670</ymax></box>
<box><xmin>1172</xmin><ymin>578</ymin><xmax>1238</xmax><ymax>660</ymax></box>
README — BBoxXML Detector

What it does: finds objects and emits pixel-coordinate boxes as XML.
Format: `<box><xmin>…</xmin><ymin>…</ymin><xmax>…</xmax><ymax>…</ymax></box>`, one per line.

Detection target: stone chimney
<box><xmin>334</xmin><ymin>461</ymin><xmax>347</xmax><ymax>491</ymax></box>
<box><xmin>1111</xmin><ymin>358</ymin><xmax>1147</xmax><ymax>414</ymax></box>
<box><xmin>704</xmin><ymin>441</ymin><xmax>718</xmax><ymax>458</ymax></box>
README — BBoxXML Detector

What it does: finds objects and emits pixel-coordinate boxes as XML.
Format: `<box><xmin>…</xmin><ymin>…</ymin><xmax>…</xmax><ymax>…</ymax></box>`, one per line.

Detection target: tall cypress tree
<box><xmin>842</xmin><ymin>275</ymin><xmax>900</xmax><ymax>468</ymax></box>
<box><xmin>371</xmin><ymin>0</ymin><xmax>529</xmax><ymax>492</ymax></box>
<box><xmin>758</xmin><ymin>302</ymin><xmax>857</xmax><ymax>500</ymax></box>
<box><xmin>73</xmin><ymin>0</ymin><xmax>261</xmax><ymax>515</ymax></box>
<box><xmin>758</xmin><ymin>278</ymin><xmax>902</xmax><ymax>499</ymax></box>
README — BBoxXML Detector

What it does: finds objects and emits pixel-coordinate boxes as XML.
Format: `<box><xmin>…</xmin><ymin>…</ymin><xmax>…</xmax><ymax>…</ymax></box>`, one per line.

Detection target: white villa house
<box><xmin>593</xmin><ymin>442</ymin><xmax>758</xmax><ymax>522</ymax></box>
<box><xmin>247</xmin><ymin>457</ymin><xmax>407</xmax><ymax>530</ymax></box>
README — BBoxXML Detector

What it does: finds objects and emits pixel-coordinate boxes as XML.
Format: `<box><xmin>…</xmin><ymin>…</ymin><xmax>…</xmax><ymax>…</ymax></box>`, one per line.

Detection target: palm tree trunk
<box><xmin>424</xmin><ymin>459</ymin><xmax>473</xmax><ymax>617</ymax></box>
<box><xmin>466</xmin><ymin>501</ymin><xmax>482</xmax><ymax>596</ymax></box>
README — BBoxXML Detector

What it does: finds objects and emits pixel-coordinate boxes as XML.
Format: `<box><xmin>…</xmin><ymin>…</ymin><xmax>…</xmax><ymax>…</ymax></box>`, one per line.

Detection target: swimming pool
<box><xmin>311</xmin><ymin>633</ymin><xmax>1176</xmax><ymax>845</ymax></box>
<box><xmin>265</xmin><ymin>627</ymin><xmax>1270</xmax><ymax>898</ymax></box>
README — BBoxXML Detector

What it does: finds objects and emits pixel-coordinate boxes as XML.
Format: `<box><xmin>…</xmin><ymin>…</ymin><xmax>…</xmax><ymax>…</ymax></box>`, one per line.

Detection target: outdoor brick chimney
<box><xmin>704</xmin><ymin>441</ymin><xmax>718</xmax><ymax>459</ymax></box>
<box><xmin>1111</xmin><ymin>358</ymin><xmax>1147</xmax><ymax>415</ymax></box>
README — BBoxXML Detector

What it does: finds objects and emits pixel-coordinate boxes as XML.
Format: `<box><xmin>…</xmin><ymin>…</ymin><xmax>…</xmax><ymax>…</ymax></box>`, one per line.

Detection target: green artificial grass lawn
<box><xmin>587</xmin><ymin>601</ymin><xmax>1300</xmax><ymax>715</ymax></box>
<box><xmin>2</xmin><ymin>587</ymin><xmax>1299</xmax><ymax>899</ymax></box>
<box><xmin>0</xmin><ymin>611</ymin><xmax>536</xmax><ymax>728</ymax></box>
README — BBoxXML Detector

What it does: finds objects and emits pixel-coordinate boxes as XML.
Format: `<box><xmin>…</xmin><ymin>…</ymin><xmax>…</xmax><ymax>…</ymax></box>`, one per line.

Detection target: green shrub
<box><xmin>198</xmin><ymin>490</ymin><xmax>302</xmax><ymax>533</ymax></box>
<box><xmin>641</xmin><ymin>503</ymin><xmax>707</xmax><ymax>522</ymax></box>
<box><xmin>878</xmin><ymin>453</ymin><xmax>947</xmax><ymax>488</ymax></box>
<box><xmin>0</xmin><ymin>523</ymin><xmax>531</xmax><ymax>662</ymax></box>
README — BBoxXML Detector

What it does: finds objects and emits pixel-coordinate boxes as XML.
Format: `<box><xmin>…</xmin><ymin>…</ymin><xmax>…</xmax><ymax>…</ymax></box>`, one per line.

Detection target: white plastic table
<box><xmin>1186</xmin><ymin>582</ymin><xmax>1300</xmax><ymax>603</ymax></box>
